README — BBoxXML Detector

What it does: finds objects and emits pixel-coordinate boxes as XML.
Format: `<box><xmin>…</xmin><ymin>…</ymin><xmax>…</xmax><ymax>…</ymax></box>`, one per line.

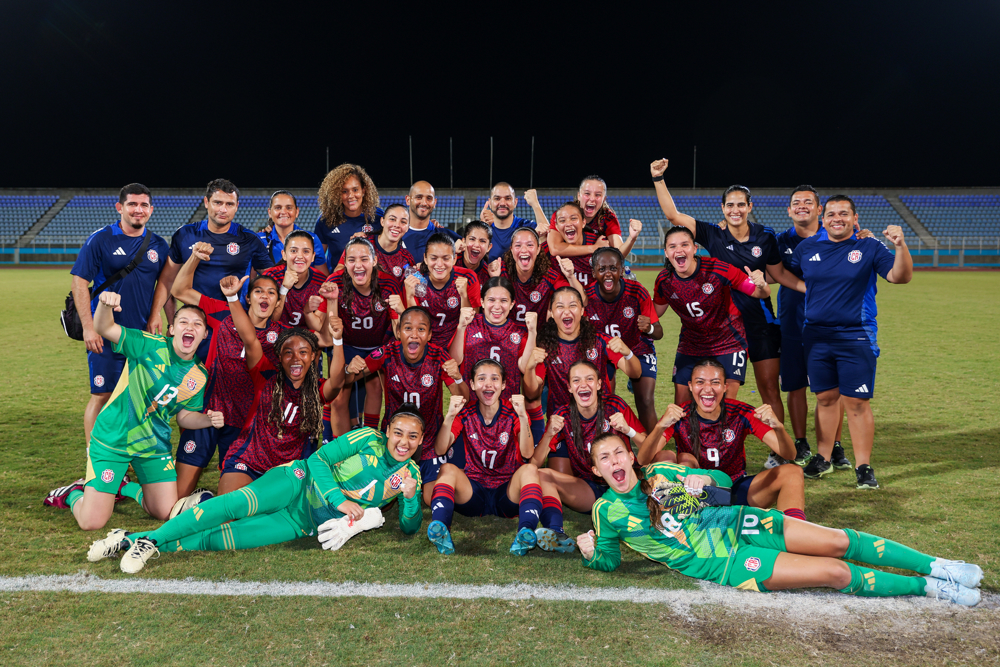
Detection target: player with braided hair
<box><xmin>216</xmin><ymin>275</ymin><xmax>344</xmax><ymax>495</ymax></box>
<box><xmin>314</xmin><ymin>163</ymin><xmax>383</xmax><ymax>272</ymax></box>
<box><xmin>577</xmin><ymin>433</ymin><xmax>982</xmax><ymax>606</ymax></box>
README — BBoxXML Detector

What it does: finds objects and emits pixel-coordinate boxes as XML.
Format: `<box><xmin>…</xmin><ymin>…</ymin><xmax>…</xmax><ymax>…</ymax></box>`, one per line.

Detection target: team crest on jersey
<box><xmin>586</xmin><ymin>348</ymin><xmax>599</xmax><ymax>361</ymax></box>
<box><xmin>235</xmin><ymin>462</ymin><xmax>247</xmax><ymax>471</ymax></box>
<box><xmin>186</xmin><ymin>378</ymin><xmax>198</xmax><ymax>391</ymax></box>
<box><xmin>529</xmin><ymin>290</ymin><xmax>542</xmax><ymax>303</ymax></box>
<box><xmin>362</xmin><ymin>224</ymin><xmax>374</xmax><ymax>234</ymax></box>
<box><xmin>622</xmin><ymin>306</ymin><xmax>635</xmax><ymax>319</ymax></box>
<box><xmin>371</xmin><ymin>347</ymin><xmax>383</xmax><ymax>359</ymax></box>
<box><xmin>421</xmin><ymin>374</ymin><xmax>434</xmax><ymax>387</ymax></box>
<box><xmin>602</xmin><ymin>419</ymin><xmax>611</xmax><ymax>432</ymax></box>
<box><xmin>374</xmin><ymin>300</ymin><xmax>385</xmax><ymax>312</ymax></box>
<box><xmin>293</xmin><ymin>467</ymin><xmax>306</xmax><ymax>480</ymax></box>
<box><xmin>751</xmin><ymin>246</ymin><xmax>762</xmax><ymax>258</ymax></box>
<box><xmin>446</xmin><ymin>296</ymin><xmax>459</xmax><ymax>309</ymax></box>
<box><xmin>100</xmin><ymin>468</ymin><xmax>115</xmax><ymax>483</ymax></box>
<box><xmin>724</xmin><ymin>429</ymin><xmax>736</xmax><ymax>443</ymax></box>
<box><xmin>510</xmin><ymin>332</ymin><xmax>521</xmax><ymax>344</ymax></box>
<box><xmin>499</xmin><ymin>432</ymin><xmax>509</xmax><ymax>445</ymax></box>
<box><xmin>266</xmin><ymin>330</ymin><xmax>278</xmax><ymax>344</ymax></box>
<box><xmin>389</xmin><ymin>473</ymin><xmax>403</xmax><ymax>489</ymax></box>
<box><xmin>744</xmin><ymin>556</ymin><xmax>761</xmax><ymax>572</ymax></box>
<box><xmin>702</xmin><ymin>283</ymin><xmax>714</xmax><ymax>295</ymax></box>
<box><xmin>94</xmin><ymin>375</ymin><xmax>105</xmax><ymax>388</ymax></box>
<box><xmin>226</xmin><ymin>242</ymin><xmax>239</xmax><ymax>255</ymax></box>
<box><xmin>147</xmin><ymin>249</ymin><xmax>159</xmax><ymax>263</ymax></box>
<box><xmin>848</xmin><ymin>250</ymin><xmax>863</xmax><ymax>263</ymax></box>
<box><xmin>183</xmin><ymin>440</ymin><xmax>196</xmax><ymax>454</ymax></box>
<box><xmin>393</xmin><ymin>265</ymin><xmax>403</xmax><ymax>277</ymax></box>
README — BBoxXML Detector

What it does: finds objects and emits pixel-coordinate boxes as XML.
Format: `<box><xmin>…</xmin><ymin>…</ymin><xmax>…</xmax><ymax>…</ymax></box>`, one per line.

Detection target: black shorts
<box><xmin>745</xmin><ymin>322</ymin><xmax>781</xmax><ymax>363</ymax></box>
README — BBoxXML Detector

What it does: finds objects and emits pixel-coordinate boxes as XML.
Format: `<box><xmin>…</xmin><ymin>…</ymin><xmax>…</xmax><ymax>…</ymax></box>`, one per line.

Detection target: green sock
<box><xmin>839</xmin><ymin>562</ymin><xmax>925</xmax><ymax>598</ymax></box>
<box><xmin>843</xmin><ymin>529</ymin><xmax>934</xmax><ymax>575</ymax></box>
<box><xmin>120</xmin><ymin>482</ymin><xmax>144</xmax><ymax>505</ymax></box>
<box><xmin>67</xmin><ymin>489</ymin><xmax>84</xmax><ymax>512</ymax></box>
<box><xmin>131</xmin><ymin>511</ymin><xmax>300</xmax><ymax>553</ymax></box>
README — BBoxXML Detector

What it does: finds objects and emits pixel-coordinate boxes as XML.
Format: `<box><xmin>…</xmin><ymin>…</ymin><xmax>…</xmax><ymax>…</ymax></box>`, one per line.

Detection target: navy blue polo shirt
<box><xmin>168</xmin><ymin>220</ymin><xmax>272</xmax><ymax>301</ymax></box>
<box><xmin>313</xmin><ymin>208</ymin><xmax>384</xmax><ymax>272</ymax></box>
<box><xmin>401</xmin><ymin>224</ymin><xmax>460</xmax><ymax>266</ymax></box>
<box><xmin>258</xmin><ymin>225</ymin><xmax>326</xmax><ymax>269</ymax></box>
<box><xmin>489</xmin><ymin>216</ymin><xmax>536</xmax><ymax>262</ymax></box>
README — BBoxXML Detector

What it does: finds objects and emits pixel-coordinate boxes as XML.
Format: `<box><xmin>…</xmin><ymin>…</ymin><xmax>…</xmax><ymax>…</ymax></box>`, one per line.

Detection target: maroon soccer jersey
<box><xmin>585</xmin><ymin>280</ymin><xmax>657</xmax><ymax>356</ymax></box>
<box><xmin>459</xmin><ymin>314</ymin><xmax>527</xmax><ymax>402</ymax></box>
<box><xmin>653</xmin><ymin>257</ymin><xmax>753</xmax><ymax>356</ymax></box>
<box><xmin>549</xmin><ymin>207</ymin><xmax>622</xmax><ymax>239</ymax></box>
<box><xmin>224</xmin><ymin>359</ymin><xmax>329</xmax><ymax>475</ymax></box>
<box><xmin>548</xmin><ymin>395</ymin><xmax>643</xmax><ymax>484</ymax></box>
<box><xmin>411</xmin><ymin>266</ymin><xmax>482</xmax><ymax>348</ymax></box>
<box><xmin>533</xmin><ymin>333</ymin><xmax>625</xmax><ymax>416</ymax></box>
<box><xmin>337</xmin><ymin>234</ymin><xmax>415</xmax><ymax>281</ymax></box>
<box><xmin>557</xmin><ymin>229</ymin><xmax>601</xmax><ymax>289</ymax></box>
<box><xmin>365</xmin><ymin>341</ymin><xmax>457</xmax><ymax>460</ymax></box>
<box><xmin>262</xmin><ymin>265</ymin><xmax>328</xmax><ymax>329</ymax></box>
<box><xmin>663</xmin><ymin>398</ymin><xmax>773</xmax><ymax>480</ymax></box>
<box><xmin>500</xmin><ymin>264</ymin><xmax>570</xmax><ymax>324</ymax></box>
<box><xmin>455</xmin><ymin>253</ymin><xmax>491</xmax><ymax>287</ymax></box>
<box><xmin>332</xmin><ymin>270</ymin><xmax>402</xmax><ymax>348</ymax></box>
<box><xmin>450</xmin><ymin>400</ymin><xmax>524</xmax><ymax>488</ymax></box>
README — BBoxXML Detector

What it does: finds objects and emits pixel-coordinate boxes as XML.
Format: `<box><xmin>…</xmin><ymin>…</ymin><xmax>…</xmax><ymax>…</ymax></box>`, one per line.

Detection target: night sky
<box><xmin>2</xmin><ymin>1</ymin><xmax>998</xmax><ymax>191</ymax></box>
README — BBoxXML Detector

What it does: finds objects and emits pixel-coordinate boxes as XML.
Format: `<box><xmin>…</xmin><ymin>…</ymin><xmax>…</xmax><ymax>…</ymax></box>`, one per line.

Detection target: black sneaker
<box><xmin>793</xmin><ymin>439</ymin><xmax>811</xmax><ymax>466</ymax></box>
<box><xmin>830</xmin><ymin>442</ymin><xmax>853</xmax><ymax>470</ymax></box>
<box><xmin>855</xmin><ymin>464</ymin><xmax>879</xmax><ymax>489</ymax></box>
<box><xmin>802</xmin><ymin>455</ymin><xmax>832</xmax><ymax>479</ymax></box>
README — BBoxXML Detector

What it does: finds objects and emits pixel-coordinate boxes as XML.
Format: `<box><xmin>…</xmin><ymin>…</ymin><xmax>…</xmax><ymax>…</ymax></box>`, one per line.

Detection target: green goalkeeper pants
<box><xmin>131</xmin><ymin>464</ymin><xmax>314</xmax><ymax>552</ymax></box>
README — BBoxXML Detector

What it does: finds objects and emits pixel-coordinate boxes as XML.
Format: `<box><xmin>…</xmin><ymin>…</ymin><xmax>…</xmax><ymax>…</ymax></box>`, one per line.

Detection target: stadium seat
<box><xmin>0</xmin><ymin>195</ymin><xmax>59</xmax><ymax>244</ymax></box>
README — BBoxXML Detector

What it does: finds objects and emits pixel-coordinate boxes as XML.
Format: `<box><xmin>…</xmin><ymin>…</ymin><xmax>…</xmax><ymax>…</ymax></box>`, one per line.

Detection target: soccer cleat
<box><xmin>509</xmin><ymin>527</ymin><xmax>538</xmax><ymax>556</ymax></box>
<box><xmin>855</xmin><ymin>464</ymin><xmax>880</xmax><ymax>489</ymax></box>
<box><xmin>87</xmin><ymin>529</ymin><xmax>130</xmax><ymax>562</ymax></box>
<box><xmin>929</xmin><ymin>559</ymin><xmax>984</xmax><ymax>589</ymax></box>
<box><xmin>764</xmin><ymin>453</ymin><xmax>787</xmax><ymax>469</ymax></box>
<box><xmin>535</xmin><ymin>527</ymin><xmax>576</xmax><ymax>553</ymax></box>
<box><xmin>830</xmin><ymin>443</ymin><xmax>853</xmax><ymax>470</ymax></box>
<box><xmin>120</xmin><ymin>537</ymin><xmax>159</xmax><ymax>573</ymax></box>
<box><xmin>802</xmin><ymin>455</ymin><xmax>832</xmax><ymax>479</ymax></box>
<box><xmin>427</xmin><ymin>520</ymin><xmax>455</xmax><ymax>555</ymax></box>
<box><xmin>113</xmin><ymin>475</ymin><xmax>131</xmax><ymax>504</ymax></box>
<box><xmin>793</xmin><ymin>439</ymin><xmax>812</xmax><ymax>466</ymax></box>
<box><xmin>168</xmin><ymin>488</ymin><xmax>215</xmax><ymax>519</ymax></box>
<box><xmin>923</xmin><ymin>577</ymin><xmax>981</xmax><ymax>606</ymax></box>
<box><xmin>43</xmin><ymin>478</ymin><xmax>85</xmax><ymax>509</ymax></box>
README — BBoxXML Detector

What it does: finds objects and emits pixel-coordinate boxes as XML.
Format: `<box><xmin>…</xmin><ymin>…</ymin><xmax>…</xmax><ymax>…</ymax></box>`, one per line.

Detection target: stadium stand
<box><xmin>900</xmin><ymin>195</ymin><xmax>1000</xmax><ymax>239</ymax></box>
<box><xmin>0</xmin><ymin>195</ymin><xmax>58</xmax><ymax>244</ymax></box>
<box><xmin>33</xmin><ymin>196</ymin><xmax>201</xmax><ymax>243</ymax></box>
<box><xmin>230</xmin><ymin>195</ymin><xmax>465</xmax><ymax>232</ymax></box>
<box><xmin>752</xmin><ymin>194</ymin><xmax>916</xmax><ymax>238</ymax></box>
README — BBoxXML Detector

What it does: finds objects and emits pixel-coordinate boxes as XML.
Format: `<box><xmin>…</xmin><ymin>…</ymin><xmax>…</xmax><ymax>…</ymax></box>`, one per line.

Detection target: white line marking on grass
<box><xmin>0</xmin><ymin>574</ymin><xmax>995</xmax><ymax>618</ymax></box>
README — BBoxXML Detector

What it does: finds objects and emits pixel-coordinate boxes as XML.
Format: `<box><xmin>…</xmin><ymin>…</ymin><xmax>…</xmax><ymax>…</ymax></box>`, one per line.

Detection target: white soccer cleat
<box><xmin>764</xmin><ymin>453</ymin><xmax>787</xmax><ymax>469</ymax></box>
<box><xmin>317</xmin><ymin>508</ymin><xmax>385</xmax><ymax>551</ymax></box>
<box><xmin>929</xmin><ymin>559</ymin><xmax>983</xmax><ymax>589</ymax></box>
<box><xmin>87</xmin><ymin>528</ymin><xmax>129</xmax><ymax>562</ymax></box>
<box><xmin>924</xmin><ymin>577</ymin><xmax>980</xmax><ymax>606</ymax></box>
<box><xmin>120</xmin><ymin>537</ymin><xmax>159</xmax><ymax>574</ymax></box>
<box><xmin>168</xmin><ymin>488</ymin><xmax>214</xmax><ymax>519</ymax></box>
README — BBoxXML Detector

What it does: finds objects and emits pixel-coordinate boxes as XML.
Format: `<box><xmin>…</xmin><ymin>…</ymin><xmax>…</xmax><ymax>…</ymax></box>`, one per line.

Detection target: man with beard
<box><xmin>480</xmin><ymin>183</ymin><xmax>549</xmax><ymax>262</ymax></box>
<box><xmin>401</xmin><ymin>180</ymin><xmax>458</xmax><ymax>264</ymax></box>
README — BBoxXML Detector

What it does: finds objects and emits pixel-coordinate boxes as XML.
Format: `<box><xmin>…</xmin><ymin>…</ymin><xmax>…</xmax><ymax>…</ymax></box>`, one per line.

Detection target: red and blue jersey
<box><xmin>533</xmin><ymin>333</ymin><xmax>625</xmax><ymax>416</ymax></box>
<box><xmin>549</xmin><ymin>207</ymin><xmax>622</xmax><ymax>239</ymax></box>
<box><xmin>313</xmin><ymin>209</ymin><xmax>383</xmax><ymax>273</ymax></box>
<box><xmin>585</xmin><ymin>280</ymin><xmax>657</xmax><ymax>356</ymax></box>
<box><xmin>500</xmin><ymin>264</ymin><xmax>570</xmax><ymax>324</ymax></box>
<box><xmin>336</xmin><ymin>234</ymin><xmax>415</xmax><ymax>281</ymax></box>
<box><xmin>455</xmin><ymin>253</ymin><xmax>491</xmax><ymax>287</ymax></box>
<box><xmin>653</xmin><ymin>257</ymin><xmax>752</xmax><ymax>356</ymax></box>
<box><xmin>547</xmin><ymin>395</ymin><xmax>643</xmax><ymax>484</ymax></box>
<box><xmin>261</xmin><ymin>265</ymin><xmax>329</xmax><ymax>329</ymax></box>
<box><xmin>168</xmin><ymin>220</ymin><xmax>273</xmax><ymax>302</ymax></box>
<box><xmin>450</xmin><ymin>401</ymin><xmax>524</xmax><ymax>488</ymax></box>
<box><xmin>258</xmin><ymin>225</ymin><xmax>326</xmax><ymax>270</ymax></box>
<box><xmin>663</xmin><ymin>398</ymin><xmax>773</xmax><ymax>481</ymax></box>
<box><xmin>459</xmin><ymin>314</ymin><xmax>527</xmax><ymax>402</ymax></box>
<box><xmin>334</xmin><ymin>270</ymin><xmax>403</xmax><ymax>348</ymax></box>
<box><xmin>400</xmin><ymin>225</ymin><xmax>460</xmax><ymax>269</ymax></box>
<box><xmin>413</xmin><ymin>266</ymin><xmax>482</xmax><ymax>348</ymax></box>
<box><xmin>558</xmin><ymin>229</ymin><xmax>601</xmax><ymax>289</ymax></box>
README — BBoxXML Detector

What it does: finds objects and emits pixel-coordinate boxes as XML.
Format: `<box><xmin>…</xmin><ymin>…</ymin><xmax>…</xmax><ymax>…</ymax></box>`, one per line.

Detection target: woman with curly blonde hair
<box><xmin>314</xmin><ymin>163</ymin><xmax>384</xmax><ymax>272</ymax></box>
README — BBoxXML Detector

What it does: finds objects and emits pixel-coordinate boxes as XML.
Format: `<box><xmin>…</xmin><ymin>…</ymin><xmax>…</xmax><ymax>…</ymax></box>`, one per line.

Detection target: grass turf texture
<box><xmin>1</xmin><ymin>268</ymin><xmax>998</xmax><ymax>665</ymax></box>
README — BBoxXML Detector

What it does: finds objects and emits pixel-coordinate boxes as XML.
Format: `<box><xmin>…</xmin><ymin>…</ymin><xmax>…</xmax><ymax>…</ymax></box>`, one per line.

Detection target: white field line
<box><xmin>0</xmin><ymin>573</ymin><xmax>996</xmax><ymax>618</ymax></box>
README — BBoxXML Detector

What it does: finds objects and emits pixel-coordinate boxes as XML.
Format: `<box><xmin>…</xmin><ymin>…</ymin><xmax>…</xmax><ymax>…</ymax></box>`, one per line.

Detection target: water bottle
<box><xmin>403</xmin><ymin>264</ymin><xmax>428</xmax><ymax>298</ymax></box>
<box><xmin>623</xmin><ymin>262</ymin><xmax>634</xmax><ymax>282</ymax></box>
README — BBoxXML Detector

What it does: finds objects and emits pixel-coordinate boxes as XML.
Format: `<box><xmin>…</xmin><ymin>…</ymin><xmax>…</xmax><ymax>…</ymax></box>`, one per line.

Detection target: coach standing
<box><xmin>779</xmin><ymin>195</ymin><xmax>913</xmax><ymax>490</ymax></box>
<box><xmin>71</xmin><ymin>183</ymin><xmax>170</xmax><ymax>449</ymax></box>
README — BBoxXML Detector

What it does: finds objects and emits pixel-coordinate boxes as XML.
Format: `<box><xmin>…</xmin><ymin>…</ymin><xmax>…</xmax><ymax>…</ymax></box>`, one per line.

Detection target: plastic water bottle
<box><xmin>623</xmin><ymin>262</ymin><xmax>634</xmax><ymax>281</ymax></box>
<box><xmin>403</xmin><ymin>264</ymin><xmax>428</xmax><ymax>298</ymax></box>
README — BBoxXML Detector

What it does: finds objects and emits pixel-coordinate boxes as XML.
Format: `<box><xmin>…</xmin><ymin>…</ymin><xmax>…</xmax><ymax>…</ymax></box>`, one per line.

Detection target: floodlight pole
<box><xmin>409</xmin><ymin>136</ymin><xmax>414</xmax><ymax>185</ymax></box>
<box><xmin>530</xmin><ymin>136</ymin><xmax>535</xmax><ymax>188</ymax></box>
<box><xmin>489</xmin><ymin>136</ymin><xmax>493</xmax><ymax>189</ymax></box>
<box><xmin>693</xmin><ymin>145</ymin><xmax>697</xmax><ymax>189</ymax></box>
<box><xmin>449</xmin><ymin>137</ymin><xmax>454</xmax><ymax>189</ymax></box>
<box><xmin>325</xmin><ymin>146</ymin><xmax>329</xmax><ymax>174</ymax></box>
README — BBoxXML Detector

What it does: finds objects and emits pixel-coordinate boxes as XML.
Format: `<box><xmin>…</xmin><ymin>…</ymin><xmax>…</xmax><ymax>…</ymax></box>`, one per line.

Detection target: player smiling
<box><xmin>334</xmin><ymin>203</ymin><xmax>415</xmax><ymax>279</ymax></box>
<box><xmin>498</xmin><ymin>227</ymin><xmax>586</xmax><ymax>324</ymax></box>
<box><xmin>454</xmin><ymin>220</ymin><xmax>497</xmax><ymax>286</ymax></box>
<box><xmin>408</xmin><ymin>232</ymin><xmax>482</xmax><ymax>347</ymax></box>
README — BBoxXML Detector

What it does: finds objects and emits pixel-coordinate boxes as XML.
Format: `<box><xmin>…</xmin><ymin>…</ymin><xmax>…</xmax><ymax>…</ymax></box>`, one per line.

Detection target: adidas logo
<box><xmin>470</xmin><ymin>433</ymin><xmax>478</xmax><ymax>440</ymax></box>
<box><xmin>332</xmin><ymin>228</ymin><xmax>341</xmax><ymax>234</ymax></box>
<box><xmin>785</xmin><ymin>248</ymin><xmax>793</xmax><ymax>254</ymax></box>
<box><xmin>808</xmin><ymin>253</ymin><xmax>821</xmax><ymax>262</ymax></box>
<box><xmin>589</xmin><ymin>314</ymin><xmax>600</xmax><ymax>320</ymax></box>
<box><xmin>554</xmin><ymin>356</ymin><xmax>563</xmax><ymax>364</ymax></box>
<box><xmin>726</xmin><ymin>245</ymin><xmax>734</xmax><ymax>251</ymax></box>
<box><xmin>391</xmin><ymin>374</ymin><xmax>400</xmax><ymax>382</ymax></box>
<box><xmin>113</xmin><ymin>247</ymin><xmax>126</xmax><ymax>256</ymax></box>
<box><xmin>421</xmin><ymin>301</ymin><xmax>429</xmax><ymax>307</ymax></box>
<box><xmin>670</xmin><ymin>293</ymin><xmax>679</xmax><ymax>300</ymax></box>
<box><xmin>855</xmin><ymin>384</ymin><xmax>869</xmax><ymax>393</ymax></box>
<box><xmin>473</xmin><ymin>332</ymin><xmax>483</xmax><ymax>339</ymax></box>
<box><xmin>155</xmin><ymin>364</ymin><xmax>165</xmax><ymax>372</ymax></box>
<box><xmin>732</xmin><ymin>368</ymin><xmax>741</xmax><ymax>376</ymax></box>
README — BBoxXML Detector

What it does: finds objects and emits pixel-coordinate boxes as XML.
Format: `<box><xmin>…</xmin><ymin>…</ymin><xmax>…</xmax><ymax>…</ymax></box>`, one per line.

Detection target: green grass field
<box><xmin>1</xmin><ymin>267</ymin><xmax>998</xmax><ymax>666</ymax></box>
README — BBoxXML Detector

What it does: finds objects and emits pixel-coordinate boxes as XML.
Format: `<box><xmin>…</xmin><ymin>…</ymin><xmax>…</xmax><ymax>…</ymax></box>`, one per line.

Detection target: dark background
<box><xmin>1</xmin><ymin>1</ymin><xmax>997</xmax><ymax>190</ymax></box>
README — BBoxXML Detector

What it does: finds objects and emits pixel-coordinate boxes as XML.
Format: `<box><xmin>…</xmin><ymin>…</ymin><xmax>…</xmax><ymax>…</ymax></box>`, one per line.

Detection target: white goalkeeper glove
<box><xmin>317</xmin><ymin>507</ymin><xmax>385</xmax><ymax>551</ymax></box>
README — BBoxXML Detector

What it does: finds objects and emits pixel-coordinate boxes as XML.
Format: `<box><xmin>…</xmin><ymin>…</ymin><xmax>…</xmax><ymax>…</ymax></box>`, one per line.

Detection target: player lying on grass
<box><xmin>637</xmin><ymin>359</ymin><xmax>805</xmax><ymax>520</ymax></box>
<box><xmin>87</xmin><ymin>407</ymin><xmax>426</xmax><ymax>573</ymax></box>
<box><xmin>427</xmin><ymin>361</ymin><xmax>548</xmax><ymax>556</ymax></box>
<box><xmin>577</xmin><ymin>433</ymin><xmax>982</xmax><ymax>606</ymax></box>
<box><xmin>45</xmin><ymin>293</ymin><xmax>222</xmax><ymax>530</ymax></box>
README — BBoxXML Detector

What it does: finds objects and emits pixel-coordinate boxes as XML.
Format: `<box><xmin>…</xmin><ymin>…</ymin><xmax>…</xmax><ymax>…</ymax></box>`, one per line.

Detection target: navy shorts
<box><xmin>175</xmin><ymin>425</ymin><xmax>243</xmax><ymax>469</ymax></box>
<box><xmin>731</xmin><ymin>474</ymin><xmax>756</xmax><ymax>506</ymax></box>
<box><xmin>219</xmin><ymin>459</ymin><xmax>265</xmax><ymax>481</ymax></box>
<box><xmin>672</xmin><ymin>350</ymin><xmax>747</xmax><ymax>386</ymax></box>
<box><xmin>779</xmin><ymin>337</ymin><xmax>808</xmax><ymax>392</ymax></box>
<box><xmin>745</xmin><ymin>322</ymin><xmax>782</xmax><ymax>363</ymax></box>
<box><xmin>803</xmin><ymin>336</ymin><xmax>877</xmax><ymax>399</ymax></box>
<box><xmin>344</xmin><ymin>344</ymin><xmax>378</xmax><ymax>420</ymax></box>
<box><xmin>88</xmin><ymin>343</ymin><xmax>126</xmax><ymax>394</ymax></box>
<box><xmin>455</xmin><ymin>479</ymin><xmax>519</xmax><ymax>518</ymax></box>
<box><xmin>585</xmin><ymin>479</ymin><xmax>609</xmax><ymax>504</ymax></box>
<box><xmin>419</xmin><ymin>437</ymin><xmax>466</xmax><ymax>486</ymax></box>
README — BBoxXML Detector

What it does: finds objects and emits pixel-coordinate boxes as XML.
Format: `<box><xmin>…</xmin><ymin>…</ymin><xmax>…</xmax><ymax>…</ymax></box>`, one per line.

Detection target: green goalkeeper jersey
<box><xmin>585</xmin><ymin>462</ymin><xmax>754</xmax><ymax>583</ymax></box>
<box><xmin>305</xmin><ymin>427</ymin><xmax>422</xmax><ymax>534</ymax></box>
<box><xmin>90</xmin><ymin>327</ymin><xmax>208</xmax><ymax>458</ymax></box>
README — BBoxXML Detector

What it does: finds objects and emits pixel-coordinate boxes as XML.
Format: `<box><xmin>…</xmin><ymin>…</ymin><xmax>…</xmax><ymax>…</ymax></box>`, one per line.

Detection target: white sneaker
<box><xmin>924</xmin><ymin>577</ymin><xmax>981</xmax><ymax>606</ymax></box>
<box><xmin>120</xmin><ymin>537</ymin><xmax>159</xmax><ymax>573</ymax></box>
<box><xmin>929</xmin><ymin>559</ymin><xmax>984</xmax><ymax>589</ymax></box>
<box><xmin>764</xmin><ymin>453</ymin><xmax>787</xmax><ymax>469</ymax></box>
<box><xmin>317</xmin><ymin>508</ymin><xmax>385</xmax><ymax>551</ymax></box>
<box><xmin>87</xmin><ymin>528</ymin><xmax>129</xmax><ymax>562</ymax></box>
<box><xmin>168</xmin><ymin>488</ymin><xmax>214</xmax><ymax>519</ymax></box>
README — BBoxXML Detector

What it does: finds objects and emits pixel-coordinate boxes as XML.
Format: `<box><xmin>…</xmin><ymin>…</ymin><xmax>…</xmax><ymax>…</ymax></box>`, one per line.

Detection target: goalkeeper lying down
<box><xmin>87</xmin><ymin>406</ymin><xmax>425</xmax><ymax>573</ymax></box>
<box><xmin>576</xmin><ymin>433</ymin><xmax>983</xmax><ymax>606</ymax></box>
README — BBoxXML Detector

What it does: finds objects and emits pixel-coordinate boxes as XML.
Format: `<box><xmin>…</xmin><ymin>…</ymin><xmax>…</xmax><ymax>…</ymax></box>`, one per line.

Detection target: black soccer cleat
<box><xmin>793</xmin><ymin>439</ymin><xmax>812</xmax><ymax>466</ymax></box>
<box><xmin>830</xmin><ymin>442</ymin><xmax>853</xmax><ymax>470</ymax></box>
<box><xmin>803</xmin><ymin>455</ymin><xmax>832</xmax><ymax>479</ymax></box>
<box><xmin>855</xmin><ymin>464</ymin><xmax>880</xmax><ymax>490</ymax></box>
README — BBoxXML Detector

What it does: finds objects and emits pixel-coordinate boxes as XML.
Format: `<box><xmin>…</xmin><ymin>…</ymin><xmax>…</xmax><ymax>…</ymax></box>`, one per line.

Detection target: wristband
<box><xmin>226</xmin><ymin>295</ymin><xmax>238</xmax><ymax>302</ymax></box>
<box><xmin>651</xmin><ymin>175</ymin><xmax>664</xmax><ymax>182</ymax></box>
<box><xmin>624</xmin><ymin>351</ymin><xmax>634</xmax><ymax>361</ymax></box>
<box><xmin>452</xmin><ymin>377</ymin><xmax>463</xmax><ymax>384</ymax></box>
<box><xmin>331</xmin><ymin>338</ymin><xmax>343</xmax><ymax>346</ymax></box>
<box><xmin>279</xmin><ymin>286</ymin><xmax>289</xmax><ymax>296</ymax></box>
<box><xmin>626</xmin><ymin>428</ymin><xmax>637</xmax><ymax>439</ymax></box>
<box><xmin>646</xmin><ymin>324</ymin><xmax>655</xmax><ymax>334</ymax></box>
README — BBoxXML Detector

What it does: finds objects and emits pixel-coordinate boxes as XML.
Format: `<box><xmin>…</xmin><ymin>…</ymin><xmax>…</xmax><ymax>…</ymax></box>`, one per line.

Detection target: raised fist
<box><xmin>328</xmin><ymin>315</ymin><xmax>344</xmax><ymax>340</ymax></box>
<box><xmin>99</xmin><ymin>291</ymin><xmax>122</xmax><ymax>312</ymax></box>
<box><xmin>442</xmin><ymin>359</ymin><xmax>462</xmax><ymax>380</ymax></box>
<box><xmin>220</xmin><ymin>275</ymin><xmax>248</xmax><ymax>298</ymax></box>
<box><xmin>510</xmin><ymin>394</ymin><xmax>527</xmax><ymax>417</ymax></box>
<box><xmin>191</xmin><ymin>241</ymin><xmax>213</xmax><ymax>261</ymax></box>
<box><xmin>659</xmin><ymin>404</ymin><xmax>685</xmax><ymax>429</ymax></box>
<box><xmin>753</xmin><ymin>404</ymin><xmax>782</xmax><ymax>429</ymax></box>
<box><xmin>650</xmin><ymin>158</ymin><xmax>668</xmax><ymax>178</ymax></box>
<box><xmin>455</xmin><ymin>276</ymin><xmax>469</xmax><ymax>297</ymax></box>
<box><xmin>547</xmin><ymin>413</ymin><xmax>565</xmax><ymax>434</ymax></box>
<box><xmin>319</xmin><ymin>281</ymin><xmax>339</xmax><ymax>302</ymax></box>
<box><xmin>347</xmin><ymin>356</ymin><xmax>368</xmax><ymax>375</ymax></box>
<box><xmin>458</xmin><ymin>307</ymin><xmax>476</xmax><ymax>328</ymax></box>
<box><xmin>607</xmin><ymin>336</ymin><xmax>630</xmax><ymax>356</ymax></box>
<box><xmin>446</xmin><ymin>394</ymin><xmax>467</xmax><ymax>418</ymax></box>
<box><xmin>524</xmin><ymin>311</ymin><xmax>538</xmax><ymax>333</ymax></box>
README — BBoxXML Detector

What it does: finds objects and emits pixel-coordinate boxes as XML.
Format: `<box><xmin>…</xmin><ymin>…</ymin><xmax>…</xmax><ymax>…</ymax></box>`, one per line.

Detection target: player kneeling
<box><xmin>578</xmin><ymin>433</ymin><xmax>982</xmax><ymax>606</ymax></box>
<box><xmin>86</xmin><ymin>406</ymin><xmax>425</xmax><ymax>572</ymax></box>
<box><xmin>427</xmin><ymin>360</ymin><xmax>547</xmax><ymax>556</ymax></box>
